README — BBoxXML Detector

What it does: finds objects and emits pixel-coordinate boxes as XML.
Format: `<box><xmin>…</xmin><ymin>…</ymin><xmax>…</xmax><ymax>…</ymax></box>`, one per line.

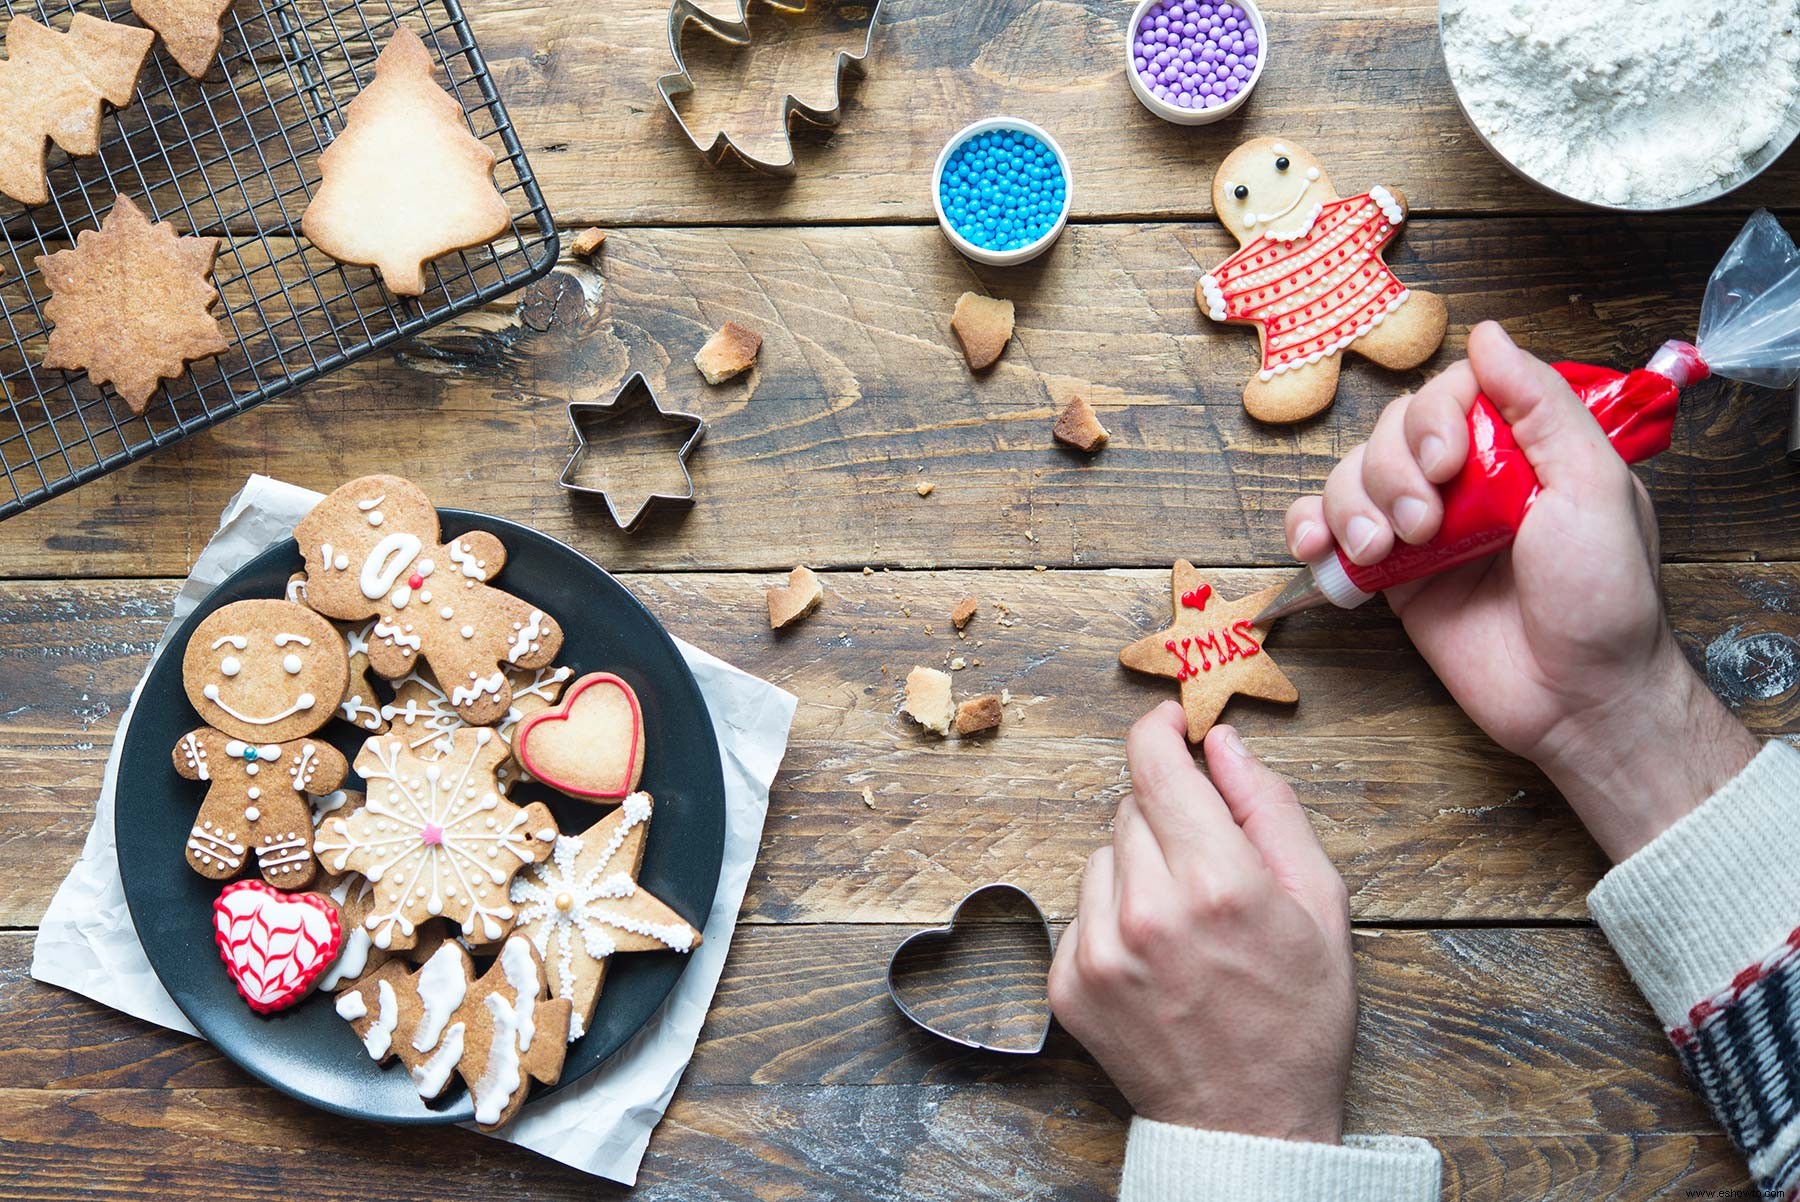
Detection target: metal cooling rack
<box><xmin>0</xmin><ymin>0</ymin><xmax>558</xmax><ymax>519</ymax></box>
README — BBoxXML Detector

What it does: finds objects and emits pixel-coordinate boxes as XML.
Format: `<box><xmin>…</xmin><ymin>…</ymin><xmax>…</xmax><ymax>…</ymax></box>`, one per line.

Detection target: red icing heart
<box><xmin>212</xmin><ymin>880</ymin><xmax>342</xmax><ymax>1015</ymax></box>
<box><xmin>513</xmin><ymin>671</ymin><xmax>644</xmax><ymax>800</ymax></box>
<box><xmin>1181</xmin><ymin>584</ymin><xmax>1213</xmax><ymax>611</ymax></box>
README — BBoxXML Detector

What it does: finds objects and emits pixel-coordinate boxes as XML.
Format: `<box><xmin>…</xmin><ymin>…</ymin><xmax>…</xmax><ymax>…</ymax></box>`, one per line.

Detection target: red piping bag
<box><xmin>1258</xmin><ymin>211</ymin><xmax>1800</xmax><ymax>623</ymax></box>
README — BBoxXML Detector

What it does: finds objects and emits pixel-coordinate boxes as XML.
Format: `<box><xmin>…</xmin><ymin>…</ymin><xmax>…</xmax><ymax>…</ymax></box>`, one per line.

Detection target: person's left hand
<box><xmin>1048</xmin><ymin>702</ymin><xmax>1356</xmax><ymax>1142</ymax></box>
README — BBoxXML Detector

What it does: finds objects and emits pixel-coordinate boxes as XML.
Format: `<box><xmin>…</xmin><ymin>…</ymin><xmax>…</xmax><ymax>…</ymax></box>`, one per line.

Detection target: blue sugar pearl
<box><xmin>942</xmin><ymin>126</ymin><xmax>1066</xmax><ymax>252</ymax></box>
<box><xmin>242</xmin><ymin>746</ymin><xmax>259</xmax><ymax>761</ymax></box>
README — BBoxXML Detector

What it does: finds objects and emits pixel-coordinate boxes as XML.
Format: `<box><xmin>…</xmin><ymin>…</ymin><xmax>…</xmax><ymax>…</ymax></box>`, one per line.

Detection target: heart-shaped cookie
<box><xmin>212</xmin><ymin>879</ymin><xmax>343</xmax><ymax>1014</ymax></box>
<box><xmin>886</xmin><ymin>883</ymin><xmax>1053</xmax><ymax>1054</ymax></box>
<box><xmin>513</xmin><ymin>671</ymin><xmax>645</xmax><ymax>800</ymax></box>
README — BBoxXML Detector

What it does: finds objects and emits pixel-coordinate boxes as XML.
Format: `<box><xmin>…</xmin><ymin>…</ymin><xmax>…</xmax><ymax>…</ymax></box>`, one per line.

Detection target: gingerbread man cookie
<box><xmin>292</xmin><ymin>475</ymin><xmax>563</xmax><ymax>726</ymax></box>
<box><xmin>175</xmin><ymin>600</ymin><xmax>350</xmax><ymax>886</ymax></box>
<box><xmin>313</xmin><ymin>726</ymin><xmax>558</xmax><ymax>949</ymax></box>
<box><xmin>1200</xmin><ymin>138</ymin><xmax>1447</xmax><ymax>423</ymax></box>
<box><xmin>1119</xmin><ymin>562</ymin><xmax>1298</xmax><ymax>742</ymax></box>
<box><xmin>287</xmin><ymin>573</ymin><xmax>388</xmax><ymax>734</ymax></box>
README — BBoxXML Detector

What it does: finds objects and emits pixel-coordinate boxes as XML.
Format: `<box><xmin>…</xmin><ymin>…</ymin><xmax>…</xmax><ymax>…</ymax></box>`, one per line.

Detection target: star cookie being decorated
<box><xmin>510</xmin><ymin>792</ymin><xmax>701</xmax><ymax>1041</ymax></box>
<box><xmin>1119</xmin><ymin>562</ymin><xmax>1297</xmax><ymax>742</ymax></box>
<box><xmin>38</xmin><ymin>194</ymin><xmax>229</xmax><ymax>413</ymax></box>
<box><xmin>313</xmin><ymin>726</ymin><xmax>558</xmax><ymax>950</ymax></box>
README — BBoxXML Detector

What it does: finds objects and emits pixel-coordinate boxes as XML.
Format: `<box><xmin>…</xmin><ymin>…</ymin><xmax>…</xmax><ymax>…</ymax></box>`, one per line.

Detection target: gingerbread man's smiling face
<box><xmin>182</xmin><ymin>600</ymin><xmax>349</xmax><ymax>742</ymax></box>
<box><xmin>1213</xmin><ymin>139</ymin><xmax>1336</xmax><ymax>243</ymax></box>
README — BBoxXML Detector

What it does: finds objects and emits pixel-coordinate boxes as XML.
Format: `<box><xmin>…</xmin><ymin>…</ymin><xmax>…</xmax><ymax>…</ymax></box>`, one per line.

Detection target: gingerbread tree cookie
<box><xmin>37</xmin><ymin>193</ymin><xmax>229</xmax><ymax>413</ymax></box>
<box><xmin>313</xmin><ymin>726</ymin><xmax>559</xmax><ymax>949</ymax></box>
<box><xmin>174</xmin><ymin>599</ymin><xmax>351</xmax><ymax>887</ymax></box>
<box><xmin>335</xmin><ymin>935</ymin><xmax>571</xmax><ymax>1130</ymax></box>
<box><xmin>132</xmin><ymin>0</ymin><xmax>235</xmax><ymax>78</ymax></box>
<box><xmin>299</xmin><ymin>27</ymin><xmax>509</xmax><ymax>297</ymax></box>
<box><xmin>1200</xmin><ymin>138</ymin><xmax>1447</xmax><ymax>423</ymax></box>
<box><xmin>0</xmin><ymin>16</ymin><xmax>153</xmax><ymax>206</ymax></box>
<box><xmin>293</xmin><ymin>475</ymin><xmax>564</xmax><ymax>726</ymax></box>
<box><xmin>1119</xmin><ymin>562</ymin><xmax>1297</xmax><ymax>742</ymax></box>
<box><xmin>510</xmin><ymin>792</ymin><xmax>702</xmax><ymax>1040</ymax></box>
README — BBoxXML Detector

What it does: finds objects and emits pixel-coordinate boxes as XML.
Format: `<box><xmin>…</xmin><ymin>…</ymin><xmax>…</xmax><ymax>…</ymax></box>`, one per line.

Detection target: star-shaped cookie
<box><xmin>1119</xmin><ymin>561</ymin><xmax>1297</xmax><ymax>742</ymax></box>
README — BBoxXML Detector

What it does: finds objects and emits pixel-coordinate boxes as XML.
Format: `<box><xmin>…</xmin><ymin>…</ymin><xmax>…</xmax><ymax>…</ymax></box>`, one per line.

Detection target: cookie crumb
<box><xmin>954</xmin><ymin>694</ymin><xmax>1003</xmax><ymax>736</ymax></box>
<box><xmin>766</xmin><ymin>565</ymin><xmax>824</xmax><ymax>630</ymax></box>
<box><xmin>1033</xmin><ymin>565</ymin><xmax>1047</xmax><ymax>572</ymax></box>
<box><xmin>1053</xmin><ymin>394</ymin><xmax>1111</xmax><ymax>452</ymax></box>
<box><xmin>949</xmin><ymin>656</ymin><xmax>967</xmax><ymax>670</ymax></box>
<box><xmin>695</xmin><ymin>321</ymin><xmax>762</xmax><ymax>384</ymax></box>
<box><xmin>903</xmin><ymin>667</ymin><xmax>954</xmax><ymax>736</ymax></box>
<box><xmin>1000</xmin><ymin>688</ymin><xmax>1012</xmax><ymax>705</ymax></box>
<box><xmin>950</xmin><ymin>291</ymin><xmax>1014</xmax><ymax>371</ymax></box>
<box><xmin>916</xmin><ymin>481</ymin><xmax>935</xmax><ymax>497</ymax></box>
<box><xmin>862</xmin><ymin>566</ymin><xmax>874</xmax><ymax>575</ymax></box>
<box><xmin>569</xmin><ymin>227</ymin><xmax>608</xmax><ymax>259</ymax></box>
<box><xmin>951</xmin><ymin>596</ymin><xmax>978</xmax><ymax>629</ymax></box>
<box><xmin>861</xmin><ymin>786</ymin><xmax>876</xmax><ymax>808</ymax></box>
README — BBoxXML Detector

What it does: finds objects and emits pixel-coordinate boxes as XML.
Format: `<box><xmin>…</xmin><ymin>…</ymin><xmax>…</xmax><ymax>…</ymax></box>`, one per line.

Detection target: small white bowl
<box><xmin>932</xmin><ymin>118</ymin><xmax>1073</xmax><ymax>267</ymax></box>
<box><xmin>1126</xmin><ymin>0</ymin><xmax>1266</xmax><ymax>126</ymax></box>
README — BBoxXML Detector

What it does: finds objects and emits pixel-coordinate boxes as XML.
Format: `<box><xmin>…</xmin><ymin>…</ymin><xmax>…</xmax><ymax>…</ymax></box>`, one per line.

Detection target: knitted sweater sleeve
<box><xmin>1118</xmin><ymin>1122</ymin><xmax>1441</xmax><ymax>1200</ymax></box>
<box><xmin>1589</xmin><ymin>739</ymin><xmax>1800</xmax><ymax>1194</ymax></box>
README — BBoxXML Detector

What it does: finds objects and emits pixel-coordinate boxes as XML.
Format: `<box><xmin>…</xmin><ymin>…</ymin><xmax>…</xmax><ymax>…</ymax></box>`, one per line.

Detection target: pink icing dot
<box><xmin>421</xmin><ymin>823</ymin><xmax>445</xmax><ymax>846</ymax></box>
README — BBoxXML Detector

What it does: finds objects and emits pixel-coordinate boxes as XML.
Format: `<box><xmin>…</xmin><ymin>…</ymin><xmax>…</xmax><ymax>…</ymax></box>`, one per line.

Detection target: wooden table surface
<box><xmin>6</xmin><ymin>1</ymin><xmax>1799</xmax><ymax>1197</ymax></box>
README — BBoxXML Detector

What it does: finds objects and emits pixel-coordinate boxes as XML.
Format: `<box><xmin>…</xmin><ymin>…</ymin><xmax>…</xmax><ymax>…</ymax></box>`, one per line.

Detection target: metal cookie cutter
<box><xmin>558</xmin><ymin>372</ymin><xmax>707</xmax><ymax>531</ymax></box>
<box><xmin>885</xmin><ymin>883</ymin><xmax>1053</xmax><ymax>1055</ymax></box>
<box><xmin>656</xmin><ymin>0</ymin><xmax>885</xmax><ymax>176</ymax></box>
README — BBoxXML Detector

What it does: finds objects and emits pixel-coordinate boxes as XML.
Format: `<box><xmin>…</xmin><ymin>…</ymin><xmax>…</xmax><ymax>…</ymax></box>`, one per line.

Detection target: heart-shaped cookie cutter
<box><xmin>885</xmin><ymin>882</ymin><xmax>1053</xmax><ymax>1055</ymax></box>
<box><xmin>656</xmin><ymin>0</ymin><xmax>885</xmax><ymax>176</ymax></box>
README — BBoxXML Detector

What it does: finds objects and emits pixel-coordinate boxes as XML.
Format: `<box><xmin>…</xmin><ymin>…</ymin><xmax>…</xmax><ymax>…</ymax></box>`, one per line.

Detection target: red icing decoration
<box><xmin>211</xmin><ymin>880</ymin><xmax>341</xmax><ymax>1015</ymax></box>
<box><xmin>407</xmin><ymin>572</ymin><xmax>424</xmax><ymax>589</ymax></box>
<box><xmin>1166</xmin><ymin>620</ymin><xmax>1263</xmax><ymax>681</ymax></box>
<box><xmin>513</xmin><ymin>671</ymin><xmax>644</xmax><ymax>800</ymax></box>
<box><xmin>421</xmin><ymin>822</ymin><xmax>444</xmax><ymax>846</ymax></box>
<box><xmin>1180</xmin><ymin>584</ymin><xmax>1213</xmax><ymax>611</ymax></box>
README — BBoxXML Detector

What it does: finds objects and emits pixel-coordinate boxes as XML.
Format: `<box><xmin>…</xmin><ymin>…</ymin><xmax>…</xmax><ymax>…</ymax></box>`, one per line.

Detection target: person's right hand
<box><xmin>1285</xmin><ymin>321</ymin><xmax>1758</xmax><ymax>861</ymax></box>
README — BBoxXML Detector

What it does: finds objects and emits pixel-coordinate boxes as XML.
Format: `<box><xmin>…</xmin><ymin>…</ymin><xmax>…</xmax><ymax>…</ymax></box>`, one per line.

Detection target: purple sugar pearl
<box><xmin>1133</xmin><ymin>0</ymin><xmax>1259</xmax><ymax>111</ymax></box>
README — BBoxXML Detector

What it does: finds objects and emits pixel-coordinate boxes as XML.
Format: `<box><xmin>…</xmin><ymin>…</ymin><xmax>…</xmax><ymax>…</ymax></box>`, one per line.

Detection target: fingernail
<box><xmin>1293</xmin><ymin>520</ymin><xmax>1318</xmax><ymax>551</ymax></box>
<box><xmin>1346</xmin><ymin>515</ymin><xmax>1380</xmax><ymax>561</ymax></box>
<box><xmin>1492</xmin><ymin>323</ymin><xmax>1516</xmax><ymax>348</ymax></box>
<box><xmin>1393</xmin><ymin>496</ymin><xmax>1429</xmax><ymax>540</ymax></box>
<box><xmin>1418</xmin><ymin>434</ymin><xmax>1446</xmax><ymax>475</ymax></box>
<box><xmin>1220</xmin><ymin>727</ymin><xmax>1248</xmax><ymax>757</ymax></box>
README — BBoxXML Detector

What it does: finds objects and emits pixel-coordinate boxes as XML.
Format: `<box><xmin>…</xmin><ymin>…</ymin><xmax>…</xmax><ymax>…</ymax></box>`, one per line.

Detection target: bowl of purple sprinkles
<box><xmin>1126</xmin><ymin>0</ymin><xmax>1266</xmax><ymax>126</ymax></box>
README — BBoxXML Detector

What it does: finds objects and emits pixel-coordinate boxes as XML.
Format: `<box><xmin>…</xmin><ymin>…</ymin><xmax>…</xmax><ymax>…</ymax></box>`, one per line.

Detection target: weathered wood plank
<box><xmin>2</xmin><ymin>565</ymin><xmax>1795</xmax><ymax>925</ymax></box>
<box><xmin>0</xmin><ymin>1083</ymin><xmax>1751</xmax><ymax>1201</ymax></box>
<box><xmin>1</xmin><ymin>925</ymin><xmax>1717</xmax><ymax>1136</ymax></box>
<box><xmin>449</xmin><ymin>0</ymin><xmax>1800</xmax><ymax>225</ymax></box>
<box><xmin>4</xmin><ymin>217</ymin><xmax>1796</xmax><ymax>577</ymax></box>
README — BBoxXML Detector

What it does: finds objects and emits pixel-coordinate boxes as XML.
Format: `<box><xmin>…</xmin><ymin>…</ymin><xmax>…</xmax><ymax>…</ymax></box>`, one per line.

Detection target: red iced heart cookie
<box><xmin>212</xmin><ymin>879</ymin><xmax>343</xmax><ymax>1014</ymax></box>
<box><xmin>513</xmin><ymin>671</ymin><xmax>645</xmax><ymax>801</ymax></box>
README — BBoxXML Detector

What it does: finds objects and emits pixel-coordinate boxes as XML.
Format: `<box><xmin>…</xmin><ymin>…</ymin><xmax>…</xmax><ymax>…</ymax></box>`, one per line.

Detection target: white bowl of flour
<box><xmin>1439</xmin><ymin>0</ymin><xmax>1800</xmax><ymax>210</ymax></box>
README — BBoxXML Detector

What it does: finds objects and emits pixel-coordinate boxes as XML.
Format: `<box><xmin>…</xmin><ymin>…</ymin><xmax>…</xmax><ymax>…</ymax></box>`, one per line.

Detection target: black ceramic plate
<box><xmin>116</xmin><ymin>509</ymin><xmax>726</xmax><ymax>1124</ymax></box>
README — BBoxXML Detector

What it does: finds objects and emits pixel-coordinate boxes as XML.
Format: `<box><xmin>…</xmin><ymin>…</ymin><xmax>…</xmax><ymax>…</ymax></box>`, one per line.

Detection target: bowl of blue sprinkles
<box><xmin>933</xmin><ymin>118</ymin><xmax>1072</xmax><ymax>267</ymax></box>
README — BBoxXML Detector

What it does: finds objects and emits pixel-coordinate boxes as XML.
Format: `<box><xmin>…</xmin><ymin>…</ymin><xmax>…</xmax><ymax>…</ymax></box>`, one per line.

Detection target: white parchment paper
<box><xmin>30</xmin><ymin>474</ymin><xmax>796</xmax><ymax>1184</ymax></box>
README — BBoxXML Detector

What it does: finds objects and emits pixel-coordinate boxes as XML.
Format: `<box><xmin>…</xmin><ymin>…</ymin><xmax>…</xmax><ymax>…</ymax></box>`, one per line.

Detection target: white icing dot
<box><xmin>334</xmin><ymin>553</ymin><xmax>349</xmax><ymax>570</ymax></box>
<box><xmin>420</xmin><ymin>591</ymin><xmax>431</xmax><ymax>603</ymax></box>
<box><xmin>440</xmin><ymin>607</ymin><xmax>454</xmax><ymax>620</ymax></box>
<box><xmin>220</xmin><ymin>657</ymin><xmax>240</xmax><ymax>677</ymax></box>
<box><xmin>247</xmin><ymin>787</ymin><xmax>260</xmax><ymax>799</ymax></box>
<box><xmin>245</xmin><ymin>806</ymin><xmax>260</xmax><ymax>821</ymax></box>
<box><xmin>283</xmin><ymin>653</ymin><xmax>303</xmax><ymax>674</ymax></box>
<box><xmin>245</xmin><ymin>763</ymin><xmax>259</xmax><ymax>776</ymax></box>
<box><xmin>461</xmin><ymin>626</ymin><xmax>474</xmax><ymax>639</ymax></box>
<box><xmin>367</xmin><ymin>510</ymin><xmax>384</xmax><ymax>527</ymax></box>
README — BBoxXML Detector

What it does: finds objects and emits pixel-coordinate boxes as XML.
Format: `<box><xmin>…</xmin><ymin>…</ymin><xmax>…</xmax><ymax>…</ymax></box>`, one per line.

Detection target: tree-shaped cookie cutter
<box><xmin>655</xmin><ymin>0</ymin><xmax>884</xmax><ymax>176</ymax></box>
<box><xmin>558</xmin><ymin>373</ymin><xmax>707</xmax><ymax>531</ymax></box>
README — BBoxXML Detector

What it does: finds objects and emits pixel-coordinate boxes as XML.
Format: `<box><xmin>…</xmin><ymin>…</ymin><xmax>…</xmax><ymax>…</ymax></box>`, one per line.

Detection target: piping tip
<box><xmin>1254</xmin><ymin>565</ymin><xmax>1330</xmax><ymax>625</ymax></box>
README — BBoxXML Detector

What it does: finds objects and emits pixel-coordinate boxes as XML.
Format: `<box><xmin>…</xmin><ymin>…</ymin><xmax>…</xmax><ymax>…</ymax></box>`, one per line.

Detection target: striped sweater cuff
<box><xmin>1588</xmin><ymin>740</ymin><xmax>1800</xmax><ymax>1029</ymax></box>
<box><xmin>1119</xmin><ymin>1119</ymin><xmax>1441</xmax><ymax>1201</ymax></box>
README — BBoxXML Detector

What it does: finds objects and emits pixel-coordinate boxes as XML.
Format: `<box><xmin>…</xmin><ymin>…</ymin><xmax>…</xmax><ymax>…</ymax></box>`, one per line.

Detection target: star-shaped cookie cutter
<box><xmin>656</xmin><ymin>0</ymin><xmax>885</xmax><ymax>176</ymax></box>
<box><xmin>558</xmin><ymin>373</ymin><xmax>707</xmax><ymax>531</ymax></box>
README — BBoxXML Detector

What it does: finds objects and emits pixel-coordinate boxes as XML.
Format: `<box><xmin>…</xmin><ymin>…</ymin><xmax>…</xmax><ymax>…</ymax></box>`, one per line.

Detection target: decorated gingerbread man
<box><xmin>175</xmin><ymin>599</ymin><xmax>350</xmax><ymax>888</ymax></box>
<box><xmin>293</xmin><ymin>475</ymin><xmax>564</xmax><ymax>726</ymax></box>
<box><xmin>1199</xmin><ymin>138</ymin><xmax>1448</xmax><ymax>423</ymax></box>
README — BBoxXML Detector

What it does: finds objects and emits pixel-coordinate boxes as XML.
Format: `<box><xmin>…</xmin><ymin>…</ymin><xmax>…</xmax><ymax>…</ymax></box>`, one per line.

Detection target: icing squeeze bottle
<box><xmin>1257</xmin><ymin>210</ymin><xmax>1800</xmax><ymax>624</ymax></box>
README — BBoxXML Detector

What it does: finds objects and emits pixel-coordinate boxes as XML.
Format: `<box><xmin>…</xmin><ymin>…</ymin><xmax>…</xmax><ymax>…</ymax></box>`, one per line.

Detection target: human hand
<box><xmin>1285</xmin><ymin>321</ymin><xmax>1757</xmax><ymax>860</ymax></box>
<box><xmin>1048</xmin><ymin>703</ymin><xmax>1355</xmax><ymax>1142</ymax></box>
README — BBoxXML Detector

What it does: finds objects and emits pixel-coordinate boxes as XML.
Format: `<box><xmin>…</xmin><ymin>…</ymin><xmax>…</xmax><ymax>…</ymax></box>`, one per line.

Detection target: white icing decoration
<box><xmin>448</xmin><ymin>541</ymin><xmax>485</xmax><ymax>579</ymax></box>
<box><xmin>357</xmin><ymin>494</ymin><xmax>385</xmax><ymax>511</ymax></box>
<box><xmin>368</xmin><ymin>512</ymin><xmax>385</xmax><ymax>527</ymax></box>
<box><xmin>461</xmin><ymin>626</ymin><xmax>475</xmax><ymax>639</ymax></box>
<box><xmin>187</xmin><ymin>821</ymin><xmax>243</xmax><ymax>870</ymax></box>
<box><xmin>341</xmin><ymin>691</ymin><xmax>383</xmax><ymax>730</ymax></box>
<box><xmin>282</xmin><ymin>653</ymin><xmax>303</xmax><ymax>674</ymax></box>
<box><xmin>410</xmin><ymin>1022</ymin><xmax>465</xmax><ymax>1097</ymax></box>
<box><xmin>452</xmin><ymin>672</ymin><xmax>506</xmax><ymax>708</ymax></box>
<box><xmin>220</xmin><ymin>656</ymin><xmax>241</xmax><ymax>677</ymax></box>
<box><xmin>180</xmin><ymin>732</ymin><xmax>210</xmax><ymax>781</ymax></box>
<box><xmin>211</xmin><ymin>635</ymin><xmax>248</xmax><ymax>650</ymax></box>
<box><xmin>390</xmin><ymin>586</ymin><xmax>412</xmax><ymax>609</ymax></box>
<box><xmin>203</xmin><ymin>686</ymin><xmax>316</xmax><ymax>725</ymax></box>
<box><xmin>256</xmin><ymin>831</ymin><xmax>310</xmax><ymax>876</ymax></box>
<box><xmin>1369</xmin><ymin>184</ymin><xmax>1404</xmax><ymax>226</ymax></box>
<box><xmin>500</xmin><ymin>936</ymin><xmax>538</xmax><ymax>1052</ymax></box>
<box><xmin>275</xmin><ymin>633</ymin><xmax>312</xmax><ymax>647</ymax></box>
<box><xmin>373</xmin><ymin>619</ymin><xmax>422</xmax><ymax>652</ymax></box>
<box><xmin>360</xmin><ymin>533</ymin><xmax>423</xmax><ymax>600</ymax></box>
<box><xmin>244</xmin><ymin>806</ymin><xmax>260</xmax><ymax>821</ymax></box>
<box><xmin>319</xmin><ymin>875</ymin><xmax>375</xmax><ymax>992</ymax></box>
<box><xmin>472</xmin><ymin>993</ymin><xmax>521</xmax><ymax>1126</ymax></box>
<box><xmin>412</xmin><ymin>944</ymin><xmax>469</xmax><ymax>1052</ymax></box>
<box><xmin>335</xmin><ymin>991</ymin><xmax>367</xmax><ymax>1021</ymax></box>
<box><xmin>291</xmin><ymin>744</ymin><xmax>320</xmax><ymax>790</ymax></box>
<box><xmin>505</xmin><ymin>611</ymin><xmax>547</xmax><ymax>664</ymax></box>
<box><xmin>334</xmin><ymin>553</ymin><xmax>349</xmax><ymax>570</ymax></box>
<box><xmin>358</xmin><ymin>979</ymin><xmax>399</xmax><ymax>1058</ymax></box>
<box><xmin>1199</xmin><ymin>274</ymin><xmax>1228</xmax><ymax>322</ymax></box>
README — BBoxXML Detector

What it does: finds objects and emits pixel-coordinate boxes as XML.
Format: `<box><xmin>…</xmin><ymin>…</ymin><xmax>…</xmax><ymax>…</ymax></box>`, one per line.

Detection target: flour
<box><xmin>1440</xmin><ymin>0</ymin><xmax>1800</xmax><ymax>207</ymax></box>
